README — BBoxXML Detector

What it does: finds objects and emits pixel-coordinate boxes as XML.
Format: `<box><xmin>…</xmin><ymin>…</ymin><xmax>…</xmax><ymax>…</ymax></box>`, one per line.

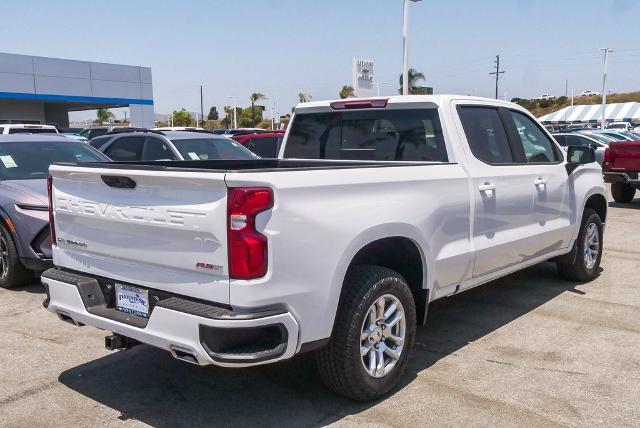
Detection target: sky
<box><xmin>1</xmin><ymin>0</ymin><xmax>639</xmax><ymax>121</ymax></box>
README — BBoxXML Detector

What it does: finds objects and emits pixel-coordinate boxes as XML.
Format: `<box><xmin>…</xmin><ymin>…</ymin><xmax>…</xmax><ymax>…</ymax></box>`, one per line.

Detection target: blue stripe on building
<box><xmin>0</xmin><ymin>91</ymin><xmax>153</xmax><ymax>105</ymax></box>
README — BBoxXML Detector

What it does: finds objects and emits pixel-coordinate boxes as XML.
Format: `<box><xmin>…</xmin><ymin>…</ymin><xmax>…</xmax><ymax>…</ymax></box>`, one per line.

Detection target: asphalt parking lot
<box><xmin>1</xmin><ymin>192</ymin><xmax>639</xmax><ymax>427</ymax></box>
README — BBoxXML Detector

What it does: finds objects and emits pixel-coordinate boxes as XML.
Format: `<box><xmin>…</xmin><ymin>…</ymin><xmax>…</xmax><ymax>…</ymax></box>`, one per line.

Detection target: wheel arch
<box><xmin>583</xmin><ymin>192</ymin><xmax>607</xmax><ymax>223</ymax></box>
<box><xmin>330</xmin><ymin>224</ymin><xmax>433</xmax><ymax>327</ymax></box>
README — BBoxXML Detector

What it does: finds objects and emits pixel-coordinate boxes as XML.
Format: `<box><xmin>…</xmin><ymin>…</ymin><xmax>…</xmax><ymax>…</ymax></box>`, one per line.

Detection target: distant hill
<box><xmin>516</xmin><ymin>91</ymin><xmax>640</xmax><ymax>117</ymax></box>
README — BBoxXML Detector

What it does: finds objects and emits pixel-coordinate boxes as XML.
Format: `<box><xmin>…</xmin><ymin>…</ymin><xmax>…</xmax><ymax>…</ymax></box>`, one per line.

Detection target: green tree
<box><xmin>172</xmin><ymin>108</ymin><xmax>193</xmax><ymax>126</ymax></box>
<box><xmin>96</xmin><ymin>108</ymin><xmax>114</xmax><ymax>123</ymax></box>
<box><xmin>398</xmin><ymin>68</ymin><xmax>430</xmax><ymax>95</ymax></box>
<box><xmin>238</xmin><ymin>106</ymin><xmax>264</xmax><ymax>128</ymax></box>
<box><xmin>339</xmin><ymin>85</ymin><xmax>355</xmax><ymax>99</ymax></box>
<box><xmin>207</xmin><ymin>106</ymin><xmax>219</xmax><ymax>121</ymax></box>
<box><xmin>249</xmin><ymin>92</ymin><xmax>267</xmax><ymax>126</ymax></box>
<box><xmin>298</xmin><ymin>92</ymin><xmax>312</xmax><ymax>103</ymax></box>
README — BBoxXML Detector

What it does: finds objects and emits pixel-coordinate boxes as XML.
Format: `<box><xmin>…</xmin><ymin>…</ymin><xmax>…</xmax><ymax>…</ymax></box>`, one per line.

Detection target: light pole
<box><xmin>271</xmin><ymin>102</ymin><xmax>276</xmax><ymax>130</ymax></box>
<box><xmin>600</xmin><ymin>48</ymin><xmax>613</xmax><ymax>130</ymax></box>
<box><xmin>227</xmin><ymin>96</ymin><xmax>237</xmax><ymax>129</ymax></box>
<box><xmin>402</xmin><ymin>0</ymin><xmax>422</xmax><ymax>95</ymax></box>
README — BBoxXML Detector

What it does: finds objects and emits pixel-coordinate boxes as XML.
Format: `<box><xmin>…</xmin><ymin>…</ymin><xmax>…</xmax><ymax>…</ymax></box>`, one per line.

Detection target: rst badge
<box><xmin>195</xmin><ymin>262</ymin><xmax>223</xmax><ymax>272</ymax></box>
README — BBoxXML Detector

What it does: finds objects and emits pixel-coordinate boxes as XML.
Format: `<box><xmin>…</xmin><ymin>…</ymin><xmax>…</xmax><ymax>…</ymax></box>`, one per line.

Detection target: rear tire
<box><xmin>556</xmin><ymin>208</ymin><xmax>603</xmax><ymax>282</ymax></box>
<box><xmin>611</xmin><ymin>182</ymin><xmax>636</xmax><ymax>203</ymax></box>
<box><xmin>315</xmin><ymin>265</ymin><xmax>416</xmax><ymax>401</ymax></box>
<box><xmin>0</xmin><ymin>225</ymin><xmax>33</xmax><ymax>289</ymax></box>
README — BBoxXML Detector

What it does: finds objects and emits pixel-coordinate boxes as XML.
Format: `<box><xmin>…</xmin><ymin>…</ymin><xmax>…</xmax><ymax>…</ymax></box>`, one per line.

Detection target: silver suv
<box><xmin>88</xmin><ymin>129</ymin><xmax>259</xmax><ymax>161</ymax></box>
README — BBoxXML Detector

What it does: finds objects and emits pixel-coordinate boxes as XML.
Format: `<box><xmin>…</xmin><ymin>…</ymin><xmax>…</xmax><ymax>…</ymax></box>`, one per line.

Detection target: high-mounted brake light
<box><xmin>47</xmin><ymin>176</ymin><xmax>57</xmax><ymax>246</ymax></box>
<box><xmin>227</xmin><ymin>187</ymin><xmax>273</xmax><ymax>279</ymax></box>
<box><xmin>330</xmin><ymin>98</ymin><xmax>389</xmax><ymax>110</ymax></box>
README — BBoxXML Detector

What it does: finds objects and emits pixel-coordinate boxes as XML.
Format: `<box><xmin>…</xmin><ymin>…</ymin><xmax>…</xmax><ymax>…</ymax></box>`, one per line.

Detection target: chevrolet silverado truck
<box><xmin>603</xmin><ymin>140</ymin><xmax>640</xmax><ymax>203</ymax></box>
<box><xmin>42</xmin><ymin>95</ymin><xmax>606</xmax><ymax>401</ymax></box>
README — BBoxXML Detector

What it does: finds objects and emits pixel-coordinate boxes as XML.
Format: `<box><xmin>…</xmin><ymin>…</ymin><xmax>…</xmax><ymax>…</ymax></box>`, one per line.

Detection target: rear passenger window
<box><xmin>284</xmin><ymin>109</ymin><xmax>447</xmax><ymax>162</ymax></box>
<box><xmin>458</xmin><ymin>107</ymin><xmax>513</xmax><ymax>164</ymax></box>
<box><xmin>247</xmin><ymin>136</ymin><xmax>279</xmax><ymax>158</ymax></box>
<box><xmin>104</xmin><ymin>137</ymin><xmax>144</xmax><ymax>161</ymax></box>
<box><xmin>143</xmin><ymin>137</ymin><xmax>176</xmax><ymax>160</ymax></box>
<box><xmin>509</xmin><ymin>111</ymin><xmax>558</xmax><ymax>163</ymax></box>
<box><xmin>89</xmin><ymin>136</ymin><xmax>111</xmax><ymax>150</ymax></box>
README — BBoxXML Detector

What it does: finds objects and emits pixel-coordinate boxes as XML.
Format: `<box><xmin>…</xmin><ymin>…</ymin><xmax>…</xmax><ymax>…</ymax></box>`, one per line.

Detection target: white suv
<box><xmin>0</xmin><ymin>124</ymin><xmax>58</xmax><ymax>134</ymax></box>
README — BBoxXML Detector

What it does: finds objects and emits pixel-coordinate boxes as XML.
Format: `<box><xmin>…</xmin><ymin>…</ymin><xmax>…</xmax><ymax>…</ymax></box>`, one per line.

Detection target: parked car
<box><xmin>89</xmin><ymin>129</ymin><xmax>258</xmax><ymax>161</ymax></box>
<box><xmin>61</xmin><ymin>133</ymin><xmax>89</xmax><ymax>144</ymax></box>
<box><xmin>595</xmin><ymin>130</ymin><xmax>637</xmax><ymax>141</ymax></box>
<box><xmin>607</xmin><ymin>121</ymin><xmax>633</xmax><ymax>131</ymax></box>
<box><xmin>43</xmin><ymin>95</ymin><xmax>605</xmax><ymax>401</ymax></box>
<box><xmin>0</xmin><ymin>124</ymin><xmax>58</xmax><ymax>134</ymax></box>
<box><xmin>539</xmin><ymin>94</ymin><xmax>556</xmax><ymax>100</ymax></box>
<box><xmin>561</xmin><ymin>123</ymin><xmax>593</xmax><ymax>132</ymax></box>
<box><xmin>581</xmin><ymin>90</ymin><xmax>600</xmax><ymax>97</ymax></box>
<box><xmin>60</xmin><ymin>127</ymin><xmax>84</xmax><ymax>134</ymax></box>
<box><xmin>603</xmin><ymin>141</ymin><xmax>640</xmax><ymax>203</ymax></box>
<box><xmin>79</xmin><ymin>127</ymin><xmax>125</xmax><ymax>140</ymax></box>
<box><xmin>153</xmin><ymin>127</ymin><xmax>205</xmax><ymax>131</ymax></box>
<box><xmin>553</xmin><ymin>133</ymin><xmax>608</xmax><ymax>164</ymax></box>
<box><xmin>231</xmin><ymin>131</ymin><xmax>285</xmax><ymax>158</ymax></box>
<box><xmin>0</xmin><ymin>135</ymin><xmax>108</xmax><ymax>288</ymax></box>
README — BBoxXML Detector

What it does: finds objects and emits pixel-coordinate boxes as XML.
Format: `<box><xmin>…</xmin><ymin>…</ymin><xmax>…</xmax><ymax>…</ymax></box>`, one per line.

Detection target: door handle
<box><xmin>534</xmin><ymin>177</ymin><xmax>547</xmax><ymax>189</ymax></box>
<box><xmin>479</xmin><ymin>183</ymin><xmax>496</xmax><ymax>197</ymax></box>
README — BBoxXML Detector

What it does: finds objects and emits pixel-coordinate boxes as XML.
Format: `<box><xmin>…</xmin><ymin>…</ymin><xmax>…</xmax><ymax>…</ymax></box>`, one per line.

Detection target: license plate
<box><xmin>115</xmin><ymin>284</ymin><xmax>149</xmax><ymax>318</ymax></box>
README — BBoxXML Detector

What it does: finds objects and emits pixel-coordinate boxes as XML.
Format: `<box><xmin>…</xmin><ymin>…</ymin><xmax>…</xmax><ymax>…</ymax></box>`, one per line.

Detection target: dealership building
<box><xmin>0</xmin><ymin>52</ymin><xmax>154</xmax><ymax>128</ymax></box>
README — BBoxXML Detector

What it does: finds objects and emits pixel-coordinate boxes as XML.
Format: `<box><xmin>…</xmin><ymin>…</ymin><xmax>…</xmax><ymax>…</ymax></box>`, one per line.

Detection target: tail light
<box><xmin>227</xmin><ymin>187</ymin><xmax>273</xmax><ymax>279</ymax></box>
<box><xmin>47</xmin><ymin>176</ymin><xmax>57</xmax><ymax>246</ymax></box>
<box><xmin>330</xmin><ymin>98</ymin><xmax>388</xmax><ymax>110</ymax></box>
<box><xmin>603</xmin><ymin>147</ymin><xmax>612</xmax><ymax>171</ymax></box>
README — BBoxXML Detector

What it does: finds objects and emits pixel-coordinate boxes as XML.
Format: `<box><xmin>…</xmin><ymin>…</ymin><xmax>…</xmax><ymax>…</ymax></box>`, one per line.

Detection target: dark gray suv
<box><xmin>0</xmin><ymin>135</ymin><xmax>108</xmax><ymax>288</ymax></box>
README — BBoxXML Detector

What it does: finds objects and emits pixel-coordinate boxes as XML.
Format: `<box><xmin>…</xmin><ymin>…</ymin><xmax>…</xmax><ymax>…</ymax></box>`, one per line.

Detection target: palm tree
<box><xmin>298</xmin><ymin>92</ymin><xmax>312</xmax><ymax>103</ymax></box>
<box><xmin>339</xmin><ymin>85</ymin><xmax>355</xmax><ymax>99</ymax></box>
<box><xmin>96</xmin><ymin>108</ymin><xmax>114</xmax><ymax>124</ymax></box>
<box><xmin>398</xmin><ymin>68</ymin><xmax>429</xmax><ymax>95</ymax></box>
<box><xmin>250</xmin><ymin>92</ymin><xmax>267</xmax><ymax>126</ymax></box>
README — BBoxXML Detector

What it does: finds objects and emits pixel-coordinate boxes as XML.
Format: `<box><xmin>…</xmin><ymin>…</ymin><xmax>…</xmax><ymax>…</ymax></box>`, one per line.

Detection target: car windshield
<box><xmin>0</xmin><ymin>141</ymin><xmax>107</xmax><ymax>180</ymax></box>
<box><xmin>170</xmin><ymin>138</ymin><xmax>259</xmax><ymax>160</ymax></box>
<box><xmin>8</xmin><ymin>128</ymin><xmax>57</xmax><ymax>134</ymax></box>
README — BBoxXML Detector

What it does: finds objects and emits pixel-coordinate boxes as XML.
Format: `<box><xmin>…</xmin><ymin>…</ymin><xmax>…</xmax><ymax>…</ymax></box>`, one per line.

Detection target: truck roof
<box><xmin>294</xmin><ymin>94</ymin><xmax>521</xmax><ymax>113</ymax></box>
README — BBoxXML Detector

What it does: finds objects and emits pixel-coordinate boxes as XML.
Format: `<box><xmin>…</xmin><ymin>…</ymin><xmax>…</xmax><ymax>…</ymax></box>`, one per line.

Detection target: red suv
<box><xmin>231</xmin><ymin>130</ymin><xmax>284</xmax><ymax>158</ymax></box>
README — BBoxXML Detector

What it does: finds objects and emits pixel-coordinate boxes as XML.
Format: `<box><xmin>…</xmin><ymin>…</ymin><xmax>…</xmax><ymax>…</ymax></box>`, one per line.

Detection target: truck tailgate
<box><xmin>49</xmin><ymin>164</ymin><xmax>230</xmax><ymax>304</ymax></box>
<box><xmin>607</xmin><ymin>141</ymin><xmax>640</xmax><ymax>172</ymax></box>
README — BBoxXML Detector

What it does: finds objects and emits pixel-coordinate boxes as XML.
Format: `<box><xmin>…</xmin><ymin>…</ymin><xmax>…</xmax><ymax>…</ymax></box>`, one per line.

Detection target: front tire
<box><xmin>611</xmin><ymin>182</ymin><xmax>636</xmax><ymax>203</ymax></box>
<box><xmin>557</xmin><ymin>208</ymin><xmax>603</xmax><ymax>282</ymax></box>
<box><xmin>0</xmin><ymin>225</ymin><xmax>33</xmax><ymax>289</ymax></box>
<box><xmin>315</xmin><ymin>265</ymin><xmax>416</xmax><ymax>401</ymax></box>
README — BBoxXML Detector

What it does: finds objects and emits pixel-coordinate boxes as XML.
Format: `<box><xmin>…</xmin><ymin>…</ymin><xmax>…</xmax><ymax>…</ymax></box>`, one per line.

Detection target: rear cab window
<box><xmin>284</xmin><ymin>108</ymin><xmax>448</xmax><ymax>162</ymax></box>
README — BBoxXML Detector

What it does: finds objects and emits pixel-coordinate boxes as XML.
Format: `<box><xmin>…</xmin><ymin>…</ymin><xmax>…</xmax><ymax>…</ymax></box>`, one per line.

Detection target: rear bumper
<box><xmin>604</xmin><ymin>172</ymin><xmax>640</xmax><ymax>186</ymax></box>
<box><xmin>41</xmin><ymin>269</ymin><xmax>299</xmax><ymax>367</ymax></box>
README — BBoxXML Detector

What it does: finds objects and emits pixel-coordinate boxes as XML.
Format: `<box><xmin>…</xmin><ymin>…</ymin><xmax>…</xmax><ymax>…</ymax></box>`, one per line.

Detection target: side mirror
<box><xmin>566</xmin><ymin>146</ymin><xmax>595</xmax><ymax>174</ymax></box>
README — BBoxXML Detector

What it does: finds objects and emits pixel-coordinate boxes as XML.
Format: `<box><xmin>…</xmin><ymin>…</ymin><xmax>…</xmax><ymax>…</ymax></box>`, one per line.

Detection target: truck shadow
<box><xmin>609</xmin><ymin>199</ymin><xmax>640</xmax><ymax>210</ymax></box>
<box><xmin>58</xmin><ymin>262</ymin><xmax>587</xmax><ymax>427</ymax></box>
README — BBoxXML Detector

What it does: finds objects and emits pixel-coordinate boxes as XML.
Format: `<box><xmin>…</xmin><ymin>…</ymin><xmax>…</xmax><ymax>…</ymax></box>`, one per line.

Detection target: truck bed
<box><xmin>55</xmin><ymin>158</ymin><xmax>444</xmax><ymax>173</ymax></box>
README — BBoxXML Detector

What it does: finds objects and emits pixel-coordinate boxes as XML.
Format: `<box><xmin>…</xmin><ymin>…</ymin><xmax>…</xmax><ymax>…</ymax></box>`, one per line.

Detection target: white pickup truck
<box><xmin>43</xmin><ymin>95</ymin><xmax>606</xmax><ymax>401</ymax></box>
